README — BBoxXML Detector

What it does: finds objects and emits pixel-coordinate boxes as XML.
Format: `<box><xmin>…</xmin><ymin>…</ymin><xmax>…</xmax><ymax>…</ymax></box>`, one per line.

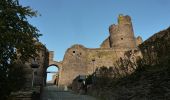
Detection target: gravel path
<box><xmin>41</xmin><ymin>85</ymin><xmax>97</xmax><ymax>100</ymax></box>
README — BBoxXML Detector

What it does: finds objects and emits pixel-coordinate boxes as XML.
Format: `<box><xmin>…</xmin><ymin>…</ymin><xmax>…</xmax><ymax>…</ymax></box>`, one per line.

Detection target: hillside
<box><xmin>89</xmin><ymin>27</ymin><xmax>170</xmax><ymax>100</ymax></box>
<box><xmin>90</xmin><ymin>60</ymin><xmax>170</xmax><ymax>100</ymax></box>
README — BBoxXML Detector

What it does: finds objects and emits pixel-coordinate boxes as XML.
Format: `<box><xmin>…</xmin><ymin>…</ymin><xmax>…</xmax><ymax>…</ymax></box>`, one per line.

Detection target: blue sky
<box><xmin>20</xmin><ymin>0</ymin><xmax>170</xmax><ymax>81</ymax></box>
<box><xmin>20</xmin><ymin>0</ymin><xmax>170</xmax><ymax>61</ymax></box>
<box><xmin>46</xmin><ymin>66</ymin><xmax>58</xmax><ymax>81</ymax></box>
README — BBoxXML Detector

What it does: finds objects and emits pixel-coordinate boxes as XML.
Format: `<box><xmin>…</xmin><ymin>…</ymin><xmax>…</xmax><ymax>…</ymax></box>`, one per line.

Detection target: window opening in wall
<box><xmin>73</xmin><ymin>51</ymin><xmax>75</xmax><ymax>53</ymax></box>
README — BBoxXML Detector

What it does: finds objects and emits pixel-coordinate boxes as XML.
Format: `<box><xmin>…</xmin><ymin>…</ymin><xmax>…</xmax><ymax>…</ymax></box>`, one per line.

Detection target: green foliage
<box><xmin>0</xmin><ymin>0</ymin><xmax>41</xmax><ymax>99</ymax></box>
<box><xmin>8</xmin><ymin>63</ymin><xmax>26</xmax><ymax>92</ymax></box>
<box><xmin>0</xmin><ymin>63</ymin><xmax>27</xmax><ymax>100</ymax></box>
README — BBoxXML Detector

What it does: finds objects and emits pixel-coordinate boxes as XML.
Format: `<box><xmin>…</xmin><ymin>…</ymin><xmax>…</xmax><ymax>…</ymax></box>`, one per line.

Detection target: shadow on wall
<box><xmin>70</xmin><ymin>48</ymin><xmax>143</xmax><ymax>94</ymax></box>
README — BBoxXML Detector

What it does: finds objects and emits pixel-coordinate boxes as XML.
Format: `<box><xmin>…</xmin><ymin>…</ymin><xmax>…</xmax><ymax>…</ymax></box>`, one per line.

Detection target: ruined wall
<box><xmin>23</xmin><ymin>43</ymin><xmax>49</xmax><ymax>88</ymax></box>
<box><xmin>139</xmin><ymin>27</ymin><xmax>170</xmax><ymax>65</ymax></box>
<box><xmin>109</xmin><ymin>14</ymin><xmax>136</xmax><ymax>49</ymax></box>
<box><xmin>60</xmin><ymin>45</ymin><xmax>135</xmax><ymax>85</ymax></box>
<box><xmin>60</xmin><ymin>45</ymin><xmax>88</xmax><ymax>86</ymax></box>
<box><xmin>136</xmin><ymin>36</ymin><xmax>143</xmax><ymax>46</ymax></box>
<box><xmin>49</xmin><ymin>25</ymin><xmax>170</xmax><ymax>87</ymax></box>
<box><xmin>10</xmin><ymin>43</ymin><xmax>49</xmax><ymax>99</ymax></box>
<box><xmin>85</xmin><ymin>48</ymin><xmax>129</xmax><ymax>74</ymax></box>
<box><xmin>34</xmin><ymin>44</ymin><xmax>49</xmax><ymax>87</ymax></box>
<box><xmin>100</xmin><ymin>37</ymin><xmax>110</xmax><ymax>48</ymax></box>
<box><xmin>59</xmin><ymin>14</ymin><xmax>140</xmax><ymax>86</ymax></box>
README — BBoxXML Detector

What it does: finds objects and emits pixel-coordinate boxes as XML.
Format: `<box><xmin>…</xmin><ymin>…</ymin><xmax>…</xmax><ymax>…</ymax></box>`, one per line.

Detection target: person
<box><xmin>79</xmin><ymin>80</ymin><xmax>87</xmax><ymax>94</ymax></box>
<box><xmin>82</xmin><ymin>80</ymin><xmax>87</xmax><ymax>94</ymax></box>
<box><xmin>83</xmin><ymin>80</ymin><xmax>87</xmax><ymax>94</ymax></box>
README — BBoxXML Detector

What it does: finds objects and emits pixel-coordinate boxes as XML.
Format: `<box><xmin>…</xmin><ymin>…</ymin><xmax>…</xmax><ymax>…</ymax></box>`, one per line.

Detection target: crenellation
<box><xmin>118</xmin><ymin>15</ymin><xmax>132</xmax><ymax>25</ymax></box>
<box><xmin>109</xmin><ymin>14</ymin><xmax>136</xmax><ymax>49</ymax></box>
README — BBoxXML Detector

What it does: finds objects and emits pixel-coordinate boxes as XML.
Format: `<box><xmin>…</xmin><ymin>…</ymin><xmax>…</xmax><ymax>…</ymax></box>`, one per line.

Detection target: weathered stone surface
<box><xmin>136</xmin><ymin>36</ymin><xmax>143</xmax><ymax>46</ymax></box>
<box><xmin>109</xmin><ymin>14</ymin><xmax>136</xmax><ymax>49</ymax></box>
<box><xmin>100</xmin><ymin>37</ymin><xmax>110</xmax><ymax>48</ymax></box>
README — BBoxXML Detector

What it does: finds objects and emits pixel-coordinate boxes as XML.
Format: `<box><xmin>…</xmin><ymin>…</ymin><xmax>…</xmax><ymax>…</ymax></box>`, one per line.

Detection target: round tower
<box><xmin>109</xmin><ymin>14</ymin><xmax>136</xmax><ymax>49</ymax></box>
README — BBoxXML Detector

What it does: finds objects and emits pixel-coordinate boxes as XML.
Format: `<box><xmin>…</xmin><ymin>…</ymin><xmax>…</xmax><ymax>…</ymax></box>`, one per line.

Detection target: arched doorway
<box><xmin>46</xmin><ymin>65</ymin><xmax>59</xmax><ymax>86</ymax></box>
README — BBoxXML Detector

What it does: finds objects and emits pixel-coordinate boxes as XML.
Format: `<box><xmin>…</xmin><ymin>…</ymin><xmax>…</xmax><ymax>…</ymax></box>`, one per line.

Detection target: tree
<box><xmin>0</xmin><ymin>0</ymin><xmax>41</xmax><ymax>99</ymax></box>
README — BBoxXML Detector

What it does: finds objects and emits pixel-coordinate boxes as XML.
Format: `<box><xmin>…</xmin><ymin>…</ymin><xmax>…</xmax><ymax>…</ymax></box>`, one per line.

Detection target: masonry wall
<box><xmin>109</xmin><ymin>15</ymin><xmax>136</xmax><ymax>49</ymax></box>
<box><xmin>10</xmin><ymin>43</ymin><xmax>49</xmax><ymax>99</ymax></box>
<box><xmin>60</xmin><ymin>45</ymin><xmax>133</xmax><ymax>86</ymax></box>
<box><xmin>60</xmin><ymin>45</ymin><xmax>88</xmax><ymax>86</ymax></box>
<box><xmin>35</xmin><ymin>45</ymin><xmax>49</xmax><ymax>87</ymax></box>
<box><xmin>86</xmin><ymin>48</ymin><xmax>129</xmax><ymax>74</ymax></box>
<box><xmin>100</xmin><ymin>37</ymin><xmax>110</xmax><ymax>48</ymax></box>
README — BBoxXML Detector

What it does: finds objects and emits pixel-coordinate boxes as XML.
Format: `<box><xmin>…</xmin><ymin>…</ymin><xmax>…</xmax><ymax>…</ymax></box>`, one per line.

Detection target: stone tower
<box><xmin>109</xmin><ymin>14</ymin><xmax>136</xmax><ymax>49</ymax></box>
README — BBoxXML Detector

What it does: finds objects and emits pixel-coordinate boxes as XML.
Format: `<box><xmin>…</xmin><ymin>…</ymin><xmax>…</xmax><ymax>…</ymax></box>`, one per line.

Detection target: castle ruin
<box><xmin>52</xmin><ymin>14</ymin><xmax>143</xmax><ymax>86</ymax></box>
<box><xmin>11</xmin><ymin>14</ymin><xmax>170</xmax><ymax>99</ymax></box>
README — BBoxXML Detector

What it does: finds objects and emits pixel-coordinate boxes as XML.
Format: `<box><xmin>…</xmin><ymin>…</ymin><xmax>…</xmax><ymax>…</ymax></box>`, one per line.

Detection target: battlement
<box><xmin>109</xmin><ymin>24</ymin><xmax>118</xmax><ymax>33</ymax></box>
<box><xmin>109</xmin><ymin>14</ymin><xmax>136</xmax><ymax>49</ymax></box>
<box><xmin>118</xmin><ymin>14</ymin><xmax>131</xmax><ymax>25</ymax></box>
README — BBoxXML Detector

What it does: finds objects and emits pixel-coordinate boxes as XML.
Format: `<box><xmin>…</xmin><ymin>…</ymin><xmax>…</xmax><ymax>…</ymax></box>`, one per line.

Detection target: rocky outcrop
<box><xmin>139</xmin><ymin>27</ymin><xmax>170</xmax><ymax>65</ymax></box>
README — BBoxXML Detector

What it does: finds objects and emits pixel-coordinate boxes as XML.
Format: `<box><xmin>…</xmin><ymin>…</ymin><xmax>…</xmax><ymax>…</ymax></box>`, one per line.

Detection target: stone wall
<box><xmin>59</xmin><ymin>45</ymin><xmax>139</xmax><ymax>86</ymax></box>
<box><xmin>100</xmin><ymin>37</ymin><xmax>110</xmax><ymax>48</ymax></box>
<box><xmin>58</xmin><ymin>14</ymin><xmax>140</xmax><ymax>86</ymax></box>
<box><xmin>10</xmin><ymin>43</ymin><xmax>49</xmax><ymax>100</ymax></box>
<box><xmin>60</xmin><ymin>45</ymin><xmax>88</xmax><ymax>86</ymax></box>
<box><xmin>34</xmin><ymin>44</ymin><xmax>49</xmax><ymax>87</ymax></box>
<box><xmin>109</xmin><ymin>14</ymin><xmax>136</xmax><ymax>49</ymax></box>
<box><xmin>136</xmin><ymin>36</ymin><xmax>143</xmax><ymax>46</ymax></box>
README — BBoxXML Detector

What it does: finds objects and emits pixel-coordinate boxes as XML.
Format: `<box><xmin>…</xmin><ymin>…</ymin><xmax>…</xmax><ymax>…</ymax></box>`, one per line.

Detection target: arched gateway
<box><xmin>44</xmin><ymin>51</ymin><xmax>62</xmax><ymax>86</ymax></box>
<box><xmin>46</xmin><ymin>65</ymin><xmax>59</xmax><ymax>85</ymax></box>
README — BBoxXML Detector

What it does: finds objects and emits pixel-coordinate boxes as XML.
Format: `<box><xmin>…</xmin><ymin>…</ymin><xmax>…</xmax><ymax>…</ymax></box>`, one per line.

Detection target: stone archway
<box><xmin>46</xmin><ymin>64</ymin><xmax>60</xmax><ymax>85</ymax></box>
<box><xmin>45</xmin><ymin>51</ymin><xmax>62</xmax><ymax>86</ymax></box>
